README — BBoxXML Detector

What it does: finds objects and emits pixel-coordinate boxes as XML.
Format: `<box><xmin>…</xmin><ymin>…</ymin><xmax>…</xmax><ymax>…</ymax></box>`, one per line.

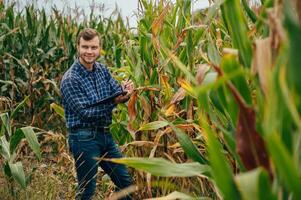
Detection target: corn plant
<box><xmin>0</xmin><ymin>96</ymin><xmax>41</xmax><ymax>196</ymax></box>
<box><xmin>109</xmin><ymin>0</ymin><xmax>301</xmax><ymax>199</ymax></box>
<box><xmin>1</xmin><ymin>0</ymin><xmax>301</xmax><ymax>199</ymax></box>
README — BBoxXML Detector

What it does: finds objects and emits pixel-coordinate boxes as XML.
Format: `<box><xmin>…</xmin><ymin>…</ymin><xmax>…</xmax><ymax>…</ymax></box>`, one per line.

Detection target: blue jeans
<box><xmin>68</xmin><ymin>128</ymin><xmax>133</xmax><ymax>200</ymax></box>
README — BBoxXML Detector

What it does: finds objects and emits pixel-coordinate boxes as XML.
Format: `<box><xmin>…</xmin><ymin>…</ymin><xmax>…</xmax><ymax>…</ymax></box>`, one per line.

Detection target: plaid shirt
<box><xmin>60</xmin><ymin>59</ymin><xmax>123</xmax><ymax>129</ymax></box>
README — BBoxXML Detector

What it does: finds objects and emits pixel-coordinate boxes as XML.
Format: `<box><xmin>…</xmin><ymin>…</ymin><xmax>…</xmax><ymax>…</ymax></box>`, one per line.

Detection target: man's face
<box><xmin>77</xmin><ymin>36</ymin><xmax>100</xmax><ymax>68</ymax></box>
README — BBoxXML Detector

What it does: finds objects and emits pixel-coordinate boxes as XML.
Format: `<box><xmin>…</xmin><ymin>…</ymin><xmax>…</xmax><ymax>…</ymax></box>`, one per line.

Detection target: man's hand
<box><xmin>114</xmin><ymin>80</ymin><xmax>135</xmax><ymax>104</ymax></box>
<box><xmin>122</xmin><ymin>80</ymin><xmax>134</xmax><ymax>95</ymax></box>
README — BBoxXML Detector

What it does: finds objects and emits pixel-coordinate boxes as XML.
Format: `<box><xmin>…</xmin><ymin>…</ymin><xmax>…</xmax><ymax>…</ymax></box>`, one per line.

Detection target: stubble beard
<box><xmin>79</xmin><ymin>54</ymin><xmax>99</xmax><ymax>65</ymax></box>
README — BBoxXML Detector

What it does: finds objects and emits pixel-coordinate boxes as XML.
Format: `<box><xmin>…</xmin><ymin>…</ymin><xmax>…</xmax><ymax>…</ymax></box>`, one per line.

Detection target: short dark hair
<box><xmin>76</xmin><ymin>28</ymin><xmax>100</xmax><ymax>45</ymax></box>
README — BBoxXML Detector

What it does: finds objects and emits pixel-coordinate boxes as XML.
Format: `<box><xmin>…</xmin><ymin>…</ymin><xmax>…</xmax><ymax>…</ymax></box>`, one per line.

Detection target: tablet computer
<box><xmin>87</xmin><ymin>90</ymin><xmax>127</xmax><ymax>107</ymax></box>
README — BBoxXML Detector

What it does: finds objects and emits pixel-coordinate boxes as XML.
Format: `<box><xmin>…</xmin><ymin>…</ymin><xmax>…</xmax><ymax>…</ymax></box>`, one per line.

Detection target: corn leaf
<box><xmin>50</xmin><ymin>103</ymin><xmax>65</xmax><ymax>119</ymax></box>
<box><xmin>221</xmin><ymin>0</ymin><xmax>252</xmax><ymax>68</ymax></box>
<box><xmin>235</xmin><ymin>168</ymin><xmax>276</xmax><ymax>200</ymax></box>
<box><xmin>202</xmin><ymin>120</ymin><xmax>241</xmax><ymax>200</ymax></box>
<box><xmin>138</xmin><ymin>121</ymin><xmax>169</xmax><ymax>131</ymax></box>
<box><xmin>241</xmin><ymin>0</ymin><xmax>257</xmax><ymax>23</ymax></box>
<box><xmin>207</xmin><ymin>41</ymin><xmax>221</xmax><ymax>66</ymax></box>
<box><xmin>221</xmin><ymin>55</ymin><xmax>252</xmax><ymax>105</ymax></box>
<box><xmin>284</xmin><ymin>0</ymin><xmax>301</xmax><ymax>95</ymax></box>
<box><xmin>146</xmin><ymin>191</ymin><xmax>210</xmax><ymax>200</ymax></box>
<box><xmin>110</xmin><ymin>157</ymin><xmax>210</xmax><ymax>177</ymax></box>
<box><xmin>267</xmin><ymin>133</ymin><xmax>301</xmax><ymax>198</ymax></box>
<box><xmin>10</xmin><ymin>96</ymin><xmax>30</xmax><ymax>119</ymax></box>
<box><xmin>20</xmin><ymin>127</ymin><xmax>41</xmax><ymax>161</ymax></box>
<box><xmin>171</xmin><ymin>124</ymin><xmax>208</xmax><ymax>165</ymax></box>
<box><xmin>0</xmin><ymin>113</ymin><xmax>11</xmax><ymax>137</ymax></box>
<box><xmin>9</xmin><ymin>128</ymin><xmax>25</xmax><ymax>154</ymax></box>
<box><xmin>9</xmin><ymin>162</ymin><xmax>26</xmax><ymax>189</ymax></box>
<box><xmin>0</xmin><ymin>136</ymin><xmax>10</xmax><ymax>161</ymax></box>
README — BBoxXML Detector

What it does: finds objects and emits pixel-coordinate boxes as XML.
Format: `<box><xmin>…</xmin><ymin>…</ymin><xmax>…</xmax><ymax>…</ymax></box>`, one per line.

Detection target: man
<box><xmin>60</xmin><ymin>28</ymin><xmax>133</xmax><ymax>200</ymax></box>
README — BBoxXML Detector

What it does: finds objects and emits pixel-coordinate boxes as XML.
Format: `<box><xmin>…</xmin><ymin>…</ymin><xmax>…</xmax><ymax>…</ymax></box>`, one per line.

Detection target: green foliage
<box><xmin>202</xmin><ymin>120</ymin><xmax>241</xmax><ymax>200</ymax></box>
<box><xmin>138</xmin><ymin>121</ymin><xmax>169</xmax><ymax>131</ymax></box>
<box><xmin>235</xmin><ymin>168</ymin><xmax>276</xmax><ymax>200</ymax></box>
<box><xmin>221</xmin><ymin>0</ymin><xmax>253</xmax><ymax>68</ymax></box>
<box><xmin>1</xmin><ymin>0</ymin><xmax>301</xmax><ymax>199</ymax></box>
<box><xmin>171</xmin><ymin>124</ymin><xmax>208</xmax><ymax>165</ymax></box>
<box><xmin>110</xmin><ymin>157</ymin><xmax>210</xmax><ymax>177</ymax></box>
<box><xmin>0</xmin><ymin>99</ymin><xmax>41</xmax><ymax>190</ymax></box>
<box><xmin>267</xmin><ymin>133</ymin><xmax>301</xmax><ymax>198</ymax></box>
